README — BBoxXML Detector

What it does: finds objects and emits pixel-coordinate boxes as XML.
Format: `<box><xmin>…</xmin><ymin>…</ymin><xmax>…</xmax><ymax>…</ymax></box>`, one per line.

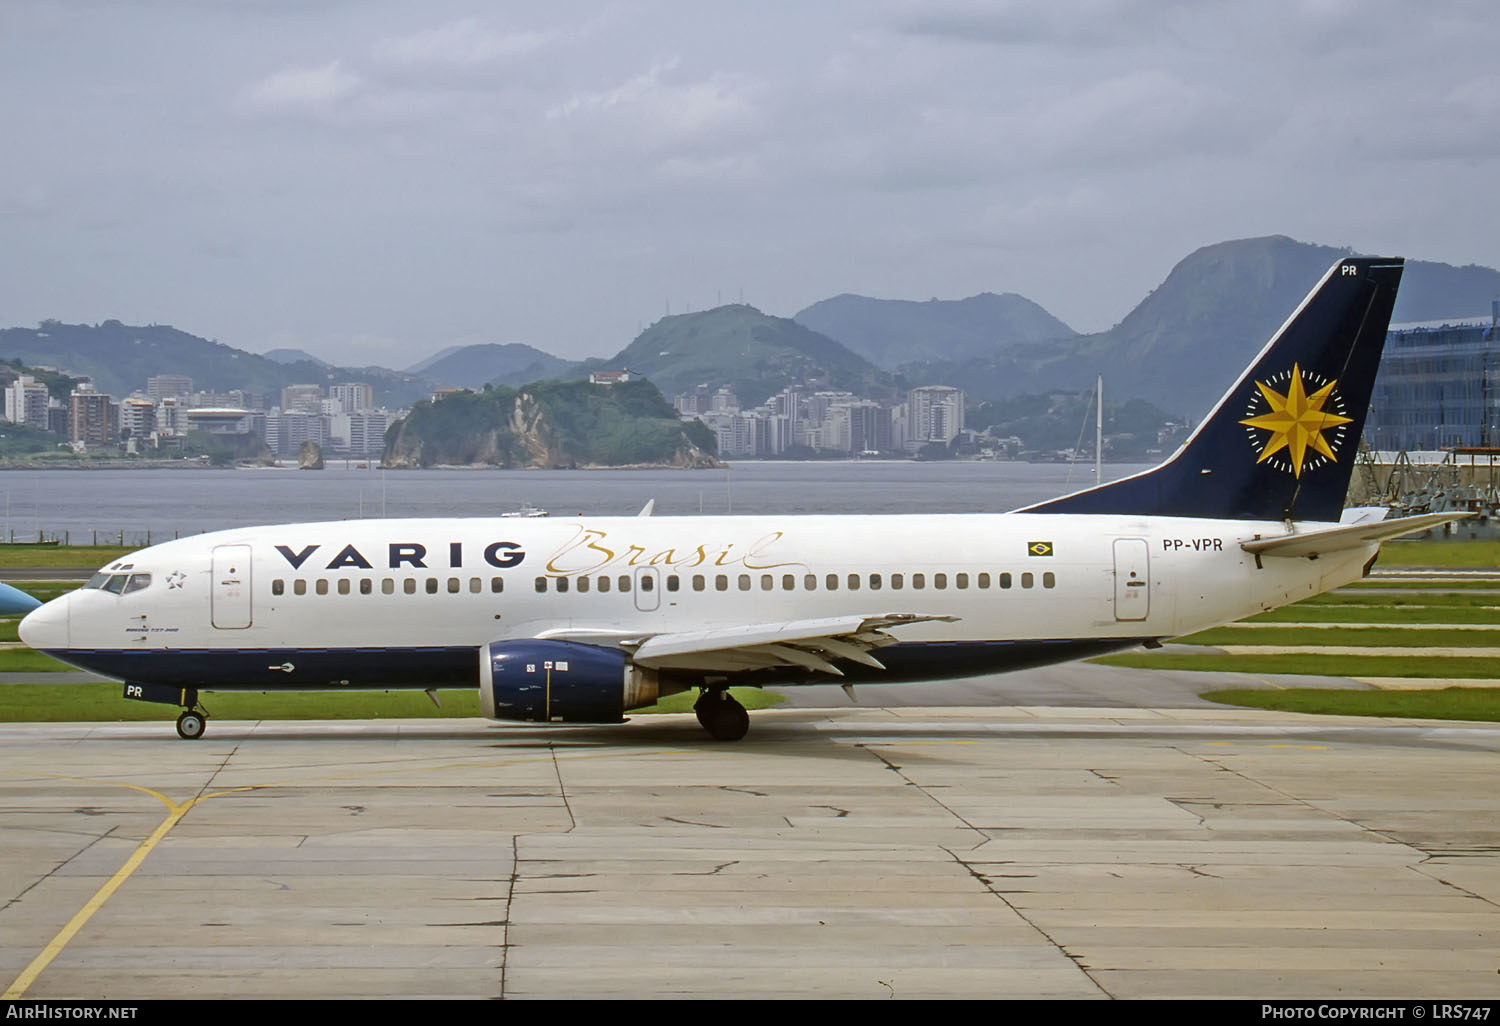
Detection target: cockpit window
<box><xmin>85</xmin><ymin>572</ymin><xmax>149</xmax><ymax>595</ymax></box>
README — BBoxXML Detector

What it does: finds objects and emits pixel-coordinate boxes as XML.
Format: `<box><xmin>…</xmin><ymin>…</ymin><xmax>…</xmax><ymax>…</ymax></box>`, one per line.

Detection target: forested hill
<box><xmin>382</xmin><ymin>378</ymin><xmax>720</xmax><ymax>469</ymax></box>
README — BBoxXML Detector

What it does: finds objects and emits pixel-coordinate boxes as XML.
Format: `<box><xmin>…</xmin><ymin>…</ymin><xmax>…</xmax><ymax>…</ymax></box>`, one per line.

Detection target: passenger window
<box><xmin>404</xmin><ymin>578</ymin><xmax>416</xmax><ymax>594</ymax></box>
<box><xmin>891</xmin><ymin>573</ymin><xmax>903</xmax><ymax>590</ymax></box>
<box><xmin>337</xmin><ymin>579</ymin><xmax>351</xmax><ymax>595</ymax></box>
<box><xmin>294</xmin><ymin>579</ymin><xmax>307</xmax><ymax>596</ymax></box>
<box><xmin>618</xmin><ymin>576</ymin><xmax>631</xmax><ymax>593</ymax></box>
<box><xmin>382</xmin><ymin>578</ymin><xmax>395</xmax><ymax>595</ymax></box>
<box><xmin>804</xmin><ymin>575</ymin><xmax>817</xmax><ymax>590</ymax></box>
<box><xmin>738</xmin><ymin>574</ymin><xmax>751</xmax><ymax>591</ymax></box>
<box><xmin>272</xmin><ymin>579</ymin><xmax>285</xmax><ymax>596</ymax></box>
<box><xmin>491</xmin><ymin>577</ymin><xmax>503</xmax><ymax>593</ymax></box>
<box><xmin>448</xmin><ymin>578</ymin><xmax>461</xmax><ymax>594</ymax></box>
<box><xmin>361</xmin><ymin>578</ymin><xmax>373</xmax><ymax>595</ymax></box>
<box><xmin>693</xmin><ymin>575</ymin><xmax>706</xmax><ymax>592</ymax></box>
<box><xmin>535</xmin><ymin>577</ymin><xmax>547</xmax><ymax>593</ymax></box>
<box><xmin>934</xmin><ymin>573</ymin><xmax>947</xmax><ymax>590</ymax></box>
<box><xmin>913</xmin><ymin>573</ymin><xmax>925</xmax><ymax>590</ymax></box>
<box><xmin>425</xmin><ymin>578</ymin><xmax>438</xmax><ymax>594</ymax></box>
<box><xmin>716</xmin><ymin>575</ymin><xmax>728</xmax><ymax>592</ymax></box>
<box><xmin>1022</xmin><ymin>572</ymin><xmax>1034</xmax><ymax>589</ymax></box>
<box><xmin>578</xmin><ymin>576</ymin><xmax>590</xmax><ymax>593</ymax></box>
<box><xmin>761</xmin><ymin>574</ymin><xmax>773</xmax><ymax>591</ymax></box>
<box><xmin>783</xmin><ymin>574</ymin><xmax>795</xmax><ymax>590</ymax></box>
<box><xmin>314</xmin><ymin>579</ymin><xmax>328</xmax><ymax>595</ymax></box>
<box><xmin>469</xmin><ymin>577</ymin><xmax>481</xmax><ymax>594</ymax></box>
<box><xmin>956</xmin><ymin>573</ymin><xmax>968</xmax><ymax>590</ymax></box>
<box><xmin>847</xmin><ymin>574</ymin><xmax>859</xmax><ymax>591</ymax></box>
<box><xmin>978</xmin><ymin>573</ymin><xmax>990</xmax><ymax>589</ymax></box>
<box><xmin>555</xmin><ymin>577</ymin><xmax>569</xmax><ymax>594</ymax></box>
<box><xmin>641</xmin><ymin>575</ymin><xmax>654</xmax><ymax>592</ymax></box>
<box><xmin>870</xmin><ymin>573</ymin><xmax>881</xmax><ymax>590</ymax></box>
<box><xmin>825</xmin><ymin>574</ymin><xmax>838</xmax><ymax>591</ymax></box>
<box><xmin>667</xmin><ymin>576</ymin><xmax>680</xmax><ymax>592</ymax></box>
<box><xmin>1043</xmin><ymin>572</ymin><xmax>1056</xmax><ymax>589</ymax></box>
<box><xmin>1000</xmin><ymin>572</ymin><xmax>1012</xmax><ymax>589</ymax></box>
<box><xmin>598</xmin><ymin>576</ymin><xmax>611</xmax><ymax>593</ymax></box>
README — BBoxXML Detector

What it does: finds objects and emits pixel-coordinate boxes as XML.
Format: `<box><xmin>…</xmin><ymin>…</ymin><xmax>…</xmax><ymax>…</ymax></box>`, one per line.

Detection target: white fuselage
<box><xmin>21</xmin><ymin>511</ymin><xmax>1371</xmax><ymax>694</ymax></box>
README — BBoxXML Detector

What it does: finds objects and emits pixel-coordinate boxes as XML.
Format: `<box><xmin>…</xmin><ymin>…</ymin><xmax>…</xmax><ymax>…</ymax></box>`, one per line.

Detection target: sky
<box><xmin>1</xmin><ymin>0</ymin><xmax>1496</xmax><ymax>370</ymax></box>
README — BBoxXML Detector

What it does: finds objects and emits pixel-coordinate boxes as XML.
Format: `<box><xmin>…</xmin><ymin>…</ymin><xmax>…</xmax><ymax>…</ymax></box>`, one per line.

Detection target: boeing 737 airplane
<box><xmin>20</xmin><ymin>256</ymin><xmax>1457</xmax><ymax>740</ymax></box>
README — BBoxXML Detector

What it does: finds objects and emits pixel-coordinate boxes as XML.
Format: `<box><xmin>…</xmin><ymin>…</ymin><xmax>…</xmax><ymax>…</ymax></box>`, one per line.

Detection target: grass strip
<box><xmin>0</xmin><ymin>650</ymin><xmax>83</xmax><ymax>673</ymax></box>
<box><xmin>1202</xmin><ymin>687</ymin><xmax>1500</xmax><ymax>722</ymax></box>
<box><xmin>1242</xmin><ymin>606</ymin><xmax>1500</xmax><ymax>625</ymax></box>
<box><xmin>1379</xmin><ymin>539</ymin><xmax>1500</xmax><ymax>568</ymax></box>
<box><xmin>1179</xmin><ymin>626</ymin><xmax>1500</xmax><ymax>648</ymax></box>
<box><xmin>1344</xmin><ymin>580</ymin><xmax>1500</xmax><ymax>591</ymax></box>
<box><xmin>0</xmin><ymin>681</ymin><xmax>779</xmax><ymax>722</ymax></box>
<box><xmin>0</xmin><ymin>546</ymin><xmax>134</xmax><ymax>568</ymax></box>
<box><xmin>1296</xmin><ymin>590</ymin><xmax>1500</xmax><ymax>607</ymax></box>
<box><xmin>1091</xmin><ymin>650</ymin><xmax>1500</xmax><ymax>678</ymax></box>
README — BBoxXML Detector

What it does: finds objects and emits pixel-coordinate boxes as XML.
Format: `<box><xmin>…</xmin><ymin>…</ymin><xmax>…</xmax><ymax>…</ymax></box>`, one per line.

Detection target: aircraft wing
<box><xmin>536</xmin><ymin>613</ymin><xmax>958</xmax><ymax>676</ymax></box>
<box><xmin>1240</xmin><ymin>511</ymin><xmax>1472</xmax><ymax>559</ymax></box>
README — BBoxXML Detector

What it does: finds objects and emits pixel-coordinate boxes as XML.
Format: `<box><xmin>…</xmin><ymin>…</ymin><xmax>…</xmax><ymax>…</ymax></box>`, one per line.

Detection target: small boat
<box><xmin>500</xmin><ymin>502</ymin><xmax>549</xmax><ymax>518</ymax></box>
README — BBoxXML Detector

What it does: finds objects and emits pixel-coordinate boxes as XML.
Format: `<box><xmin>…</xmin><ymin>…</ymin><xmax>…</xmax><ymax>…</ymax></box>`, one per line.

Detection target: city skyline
<box><xmin>2</xmin><ymin>2</ymin><xmax>1496</xmax><ymax>369</ymax></box>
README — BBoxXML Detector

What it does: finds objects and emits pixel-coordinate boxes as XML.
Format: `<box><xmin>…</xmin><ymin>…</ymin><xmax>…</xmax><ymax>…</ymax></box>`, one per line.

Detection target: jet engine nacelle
<box><xmin>479</xmin><ymin>640</ymin><xmax>665</xmax><ymax>723</ymax></box>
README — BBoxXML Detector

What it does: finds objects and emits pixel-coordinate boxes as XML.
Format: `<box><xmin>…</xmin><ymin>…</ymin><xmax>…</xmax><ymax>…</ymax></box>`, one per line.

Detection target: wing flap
<box><xmin>627</xmin><ymin>613</ymin><xmax>958</xmax><ymax>674</ymax></box>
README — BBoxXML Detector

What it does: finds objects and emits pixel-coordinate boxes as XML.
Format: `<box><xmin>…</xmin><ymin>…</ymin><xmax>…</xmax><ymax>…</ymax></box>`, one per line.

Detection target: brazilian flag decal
<box><xmin>1027</xmin><ymin>541</ymin><xmax>1054</xmax><ymax>557</ymax></box>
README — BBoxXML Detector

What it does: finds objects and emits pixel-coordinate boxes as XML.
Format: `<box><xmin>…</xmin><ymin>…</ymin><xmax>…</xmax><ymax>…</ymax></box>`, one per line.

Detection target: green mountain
<box><xmin>899</xmin><ymin>236</ymin><xmax>1500</xmax><ymax>418</ymax></box>
<box><xmin>383</xmin><ymin>379</ymin><xmax>719</xmax><ymax>469</ymax></box>
<box><xmin>414</xmin><ymin>343</ymin><xmax>573</xmax><ymax>390</ymax></box>
<box><xmin>0</xmin><ymin>320</ymin><xmax>433</xmax><ymax>408</ymax></box>
<box><xmin>593</xmin><ymin>304</ymin><xmax>892</xmax><ymax>407</ymax></box>
<box><xmin>794</xmin><ymin>291</ymin><xmax>1077</xmax><ymax>369</ymax></box>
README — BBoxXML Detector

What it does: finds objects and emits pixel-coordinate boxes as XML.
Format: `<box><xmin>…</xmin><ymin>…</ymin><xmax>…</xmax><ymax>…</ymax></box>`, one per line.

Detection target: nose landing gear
<box><xmin>175</xmin><ymin>708</ymin><xmax>208</xmax><ymax>740</ymax></box>
<box><xmin>123</xmin><ymin>681</ymin><xmax>210</xmax><ymax>739</ymax></box>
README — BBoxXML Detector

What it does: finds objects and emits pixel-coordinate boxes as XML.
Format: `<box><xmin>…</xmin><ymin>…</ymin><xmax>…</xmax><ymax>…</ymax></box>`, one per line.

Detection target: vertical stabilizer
<box><xmin>1019</xmin><ymin>257</ymin><xmax>1404</xmax><ymax>522</ymax></box>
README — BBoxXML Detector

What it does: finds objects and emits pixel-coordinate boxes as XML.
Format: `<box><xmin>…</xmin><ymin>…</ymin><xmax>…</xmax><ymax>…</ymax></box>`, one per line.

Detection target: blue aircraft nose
<box><xmin>0</xmin><ymin>581</ymin><xmax>42</xmax><ymax>616</ymax></box>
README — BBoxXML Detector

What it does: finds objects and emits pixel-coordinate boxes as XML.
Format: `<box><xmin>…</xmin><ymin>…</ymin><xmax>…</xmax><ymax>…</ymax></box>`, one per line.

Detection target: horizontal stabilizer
<box><xmin>1241</xmin><ymin>512</ymin><xmax>1471</xmax><ymax>559</ymax></box>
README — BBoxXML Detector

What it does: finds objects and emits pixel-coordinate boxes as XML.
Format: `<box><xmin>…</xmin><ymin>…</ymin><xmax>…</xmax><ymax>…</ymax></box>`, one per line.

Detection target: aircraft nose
<box><xmin>19</xmin><ymin>596</ymin><xmax>69</xmax><ymax>651</ymax></box>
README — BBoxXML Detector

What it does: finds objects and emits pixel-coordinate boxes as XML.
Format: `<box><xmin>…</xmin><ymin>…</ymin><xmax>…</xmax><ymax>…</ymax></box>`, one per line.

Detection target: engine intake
<box><xmin>479</xmin><ymin>640</ymin><xmax>663</xmax><ymax>723</ymax></box>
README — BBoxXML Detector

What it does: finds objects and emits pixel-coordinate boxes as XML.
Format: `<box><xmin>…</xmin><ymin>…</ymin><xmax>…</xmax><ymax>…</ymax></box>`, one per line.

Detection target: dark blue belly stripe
<box><xmin>38</xmin><ymin>637</ymin><xmax>1152</xmax><ymax>692</ymax></box>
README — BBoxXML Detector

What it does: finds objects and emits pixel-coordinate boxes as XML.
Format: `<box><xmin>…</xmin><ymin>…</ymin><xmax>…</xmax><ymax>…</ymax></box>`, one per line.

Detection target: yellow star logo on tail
<box><xmin>1238</xmin><ymin>363</ymin><xmax>1352</xmax><ymax>478</ymax></box>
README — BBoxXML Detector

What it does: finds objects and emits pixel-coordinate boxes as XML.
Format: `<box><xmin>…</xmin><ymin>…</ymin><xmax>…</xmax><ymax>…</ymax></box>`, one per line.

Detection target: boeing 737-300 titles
<box><xmin>20</xmin><ymin>257</ymin><xmax>1460</xmax><ymax>740</ymax></box>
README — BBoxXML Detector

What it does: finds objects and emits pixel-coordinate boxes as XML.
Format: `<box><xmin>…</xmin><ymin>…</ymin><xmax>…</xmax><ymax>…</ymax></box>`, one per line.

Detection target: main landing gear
<box><xmin>694</xmin><ymin>688</ymin><xmax>750</xmax><ymax>742</ymax></box>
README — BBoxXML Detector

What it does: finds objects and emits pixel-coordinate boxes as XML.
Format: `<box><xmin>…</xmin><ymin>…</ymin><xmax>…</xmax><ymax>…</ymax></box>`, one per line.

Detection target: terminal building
<box><xmin>1364</xmin><ymin>301</ymin><xmax>1500</xmax><ymax>451</ymax></box>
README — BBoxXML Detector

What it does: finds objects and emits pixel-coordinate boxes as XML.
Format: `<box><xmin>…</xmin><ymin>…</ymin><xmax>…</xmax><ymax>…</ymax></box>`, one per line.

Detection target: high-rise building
<box><xmin>146</xmin><ymin>375</ymin><xmax>194</xmax><ymax>404</ymax></box>
<box><xmin>330</xmin><ymin>382</ymin><xmax>375</xmax><ymax>414</ymax></box>
<box><xmin>118</xmin><ymin>398</ymin><xmax>156</xmax><ymax>442</ymax></box>
<box><xmin>907</xmin><ymin>386</ymin><xmax>965</xmax><ymax>448</ymax></box>
<box><xmin>280</xmin><ymin>384</ymin><xmax>324</xmax><ymax>414</ymax></box>
<box><xmin>69</xmin><ymin>385</ymin><xmax>114</xmax><ymax>448</ymax></box>
<box><xmin>5</xmin><ymin>376</ymin><xmax>51</xmax><ymax>429</ymax></box>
